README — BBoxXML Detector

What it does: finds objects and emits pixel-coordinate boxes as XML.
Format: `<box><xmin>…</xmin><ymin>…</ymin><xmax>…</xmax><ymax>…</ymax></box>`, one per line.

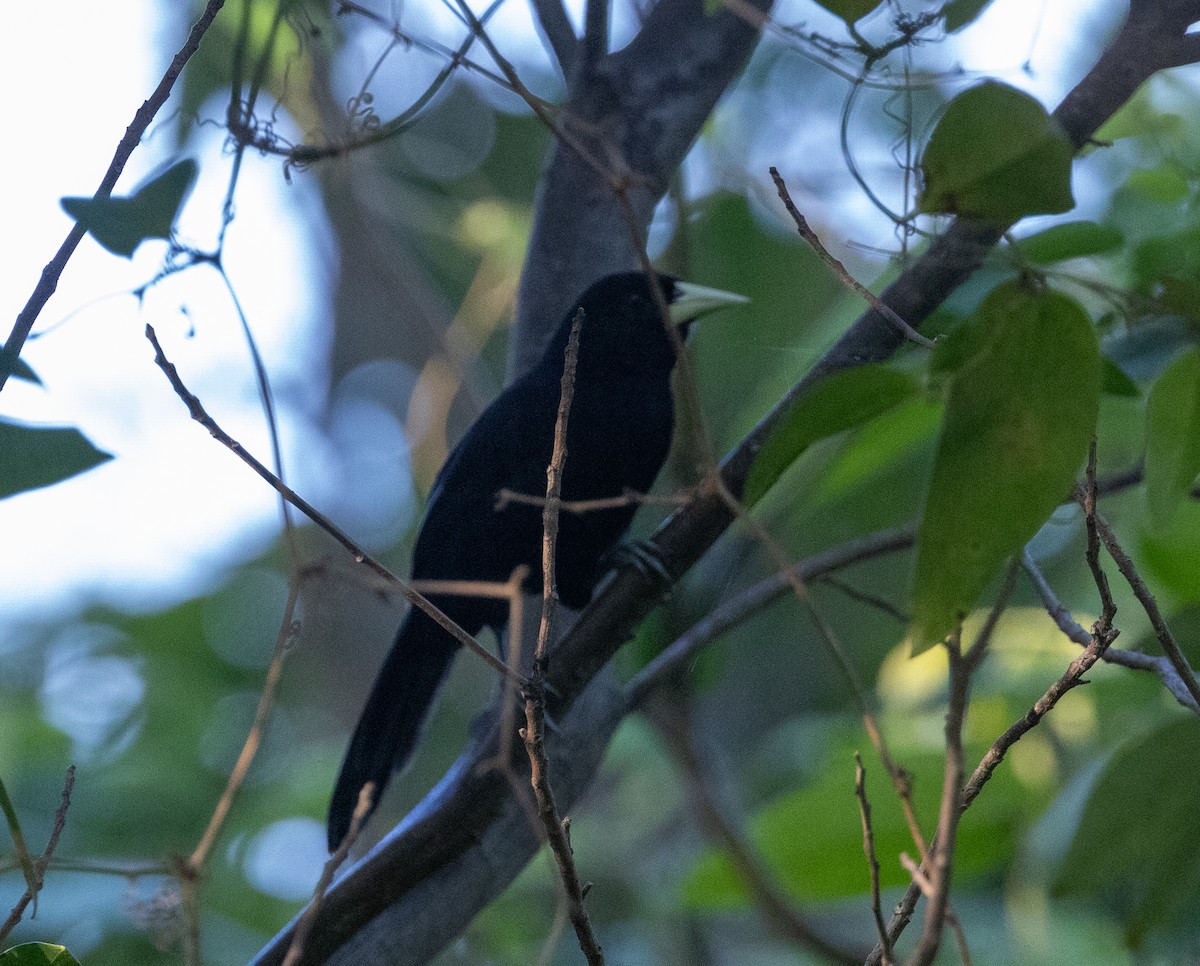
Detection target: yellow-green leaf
<box><xmin>908</xmin><ymin>282</ymin><xmax>1100</xmax><ymax>653</ymax></box>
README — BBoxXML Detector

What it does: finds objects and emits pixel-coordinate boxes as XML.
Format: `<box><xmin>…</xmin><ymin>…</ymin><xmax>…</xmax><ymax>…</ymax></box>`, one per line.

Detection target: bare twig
<box><xmin>714</xmin><ymin>486</ymin><xmax>930</xmax><ymax>865</ymax></box>
<box><xmin>906</xmin><ymin>634</ymin><xmax>969</xmax><ymax>966</ymax></box>
<box><xmin>581</xmin><ymin>0</ymin><xmax>609</xmax><ymax>70</ymax></box>
<box><xmin>0</xmin><ymin>767</ymin><xmax>75</xmax><ymax>943</ymax></box>
<box><xmin>769</xmin><ymin>167</ymin><xmax>935</xmax><ymax>349</ymax></box>
<box><xmin>854</xmin><ymin>755</ymin><xmax>892</xmax><ymax>966</ymax></box>
<box><xmin>965</xmin><ymin>560</ymin><xmax>1020</xmax><ymax>670</ymax></box>
<box><xmin>626</xmin><ymin>525</ymin><xmax>916</xmax><ymax>706</ymax></box>
<box><xmin>284</xmin><ymin>784</ymin><xmax>375</xmax><ymax>966</ymax></box>
<box><xmin>816</xmin><ymin>574</ymin><xmax>908</xmax><ymax>624</ymax></box>
<box><xmin>189</xmin><ymin>580</ymin><xmax>302</xmax><ymax>871</ymax></box>
<box><xmin>1</xmin><ymin>0</ymin><xmax>227</xmax><ymax>393</ymax></box>
<box><xmin>0</xmin><ymin>777</ymin><xmax>37</xmax><ymax>904</ymax></box>
<box><xmin>650</xmin><ymin>698</ymin><xmax>862</xmax><ymax>964</ymax></box>
<box><xmin>495</xmin><ymin>487</ymin><xmax>691</xmax><ymax>514</ymax></box>
<box><xmin>1080</xmin><ymin>445</ymin><xmax>1118</xmax><ymax>624</ymax></box>
<box><xmin>868</xmin><ymin>477</ymin><xmax>1121</xmax><ymax>965</ymax></box>
<box><xmin>1021</xmin><ymin>550</ymin><xmax>1199</xmax><ymax>713</ymax></box>
<box><xmin>145</xmin><ymin>324</ymin><xmax>518</xmax><ymax>685</ymax></box>
<box><xmin>522</xmin><ymin>312</ymin><xmax>604</xmax><ymax>965</ymax></box>
<box><xmin>1086</xmin><ymin>506</ymin><xmax>1200</xmax><ymax>709</ymax></box>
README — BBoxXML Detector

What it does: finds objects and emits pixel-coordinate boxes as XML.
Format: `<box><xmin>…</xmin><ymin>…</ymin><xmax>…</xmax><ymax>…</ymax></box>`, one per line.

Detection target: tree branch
<box><xmin>512</xmin><ymin>0</ymin><xmax>773</xmax><ymax>375</ymax></box>
<box><xmin>530</xmin><ymin>0</ymin><xmax>578</xmax><ymax>76</ymax></box>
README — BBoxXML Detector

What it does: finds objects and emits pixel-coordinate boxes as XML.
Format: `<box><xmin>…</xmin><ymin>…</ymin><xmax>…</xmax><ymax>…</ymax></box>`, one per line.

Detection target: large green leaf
<box><xmin>0</xmin><ymin>419</ymin><xmax>111</xmax><ymax>500</ymax></box>
<box><xmin>61</xmin><ymin>158</ymin><xmax>197</xmax><ymax>258</ymax></box>
<box><xmin>1144</xmin><ymin>346</ymin><xmax>1200</xmax><ymax>528</ymax></box>
<box><xmin>744</xmin><ymin>365</ymin><xmax>919</xmax><ymax>505</ymax></box>
<box><xmin>918</xmin><ymin>82</ymin><xmax>1075</xmax><ymax>224</ymax></box>
<box><xmin>0</xmin><ymin>945</ymin><xmax>82</xmax><ymax>966</ymax></box>
<box><xmin>1053</xmin><ymin>717</ymin><xmax>1200</xmax><ymax>945</ymax></box>
<box><xmin>908</xmin><ymin>283</ymin><xmax>1100</xmax><ymax>653</ymax></box>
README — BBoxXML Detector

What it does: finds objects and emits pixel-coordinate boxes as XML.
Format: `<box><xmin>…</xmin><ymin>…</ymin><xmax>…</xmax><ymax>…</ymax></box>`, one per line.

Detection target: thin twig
<box><xmin>1086</xmin><ymin>505</ymin><xmax>1200</xmax><ymax>708</ymax></box>
<box><xmin>1081</xmin><ymin>443</ymin><xmax>1118</xmax><ymax>624</ymax></box>
<box><xmin>869</xmin><ymin>625</ymin><xmax>1118</xmax><ymax>965</ymax></box>
<box><xmin>854</xmin><ymin>754</ymin><xmax>892</xmax><ymax>966</ymax></box>
<box><xmin>816</xmin><ymin>574</ymin><xmax>908</xmax><ymax>624</ymax></box>
<box><xmin>284</xmin><ymin>784</ymin><xmax>375</xmax><ymax>966</ymax></box>
<box><xmin>145</xmin><ymin>324</ymin><xmax>519</xmax><ymax>685</ymax></box>
<box><xmin>906</xmin><ymin>633</ymin><xmax>969</xmax><ymax>966</ymax></box>
<box><xmin>189</xmin><ymin>581</ymin><xmax>302</xmax><ymax>871</ymax></box>
<box><xmin>769</xmin><ymin>167</ymin><xmax>935</xmax><ymax>349</ymax></box>
<box><xmin>495</xmin><ymin>487</ymin><xmax>691</xmax><ymax>514</ymax></box>
<box><xmin>626</xmin><ymin>525</ymin><xmax>916</xmax><ymax>706</ymax></box>
<box><xmin>0</xmin><ymin>767</ymin><xmax>75</xmax><ymax>943</ymax></box>
<box><xmin>0</xmin><ymin>777</ymin><xmax>37</xmax><ymax>902</ymax></box>
<box><xmin>522</xmin><ymin>312</ymin><xmax>604</xmax><ymax>965</ymax></box>
<box><xmin>1021</xmin><ymin>550</ymin><xmax>1199</xmax><ymax>713</ymax></box>
<box><xmin>715</xmin><ymin>484</ymin><xmax>930</xmax><ymax>864</ymax></box>
<box><xmin>960</xmin><ymin>620</ymin><xmax>1116</xmax><ymax>812</ymax></box>
<box><xmin>650</xmin><ymin>698</ymin><xmax>862</xmax><ymax>964</ymax></box>
<box><xmin>1</xmin><ymin>0</ymin><xmax>227</xmax><ymax>393</ymax></box>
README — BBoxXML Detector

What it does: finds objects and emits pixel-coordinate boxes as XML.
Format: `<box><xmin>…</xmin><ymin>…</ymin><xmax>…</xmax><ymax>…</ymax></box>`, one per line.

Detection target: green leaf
<box><xmin>0</xmin><ymin>944</ymin><xmax>82</xmax><ymax>966</ymax></box>
<box><xmin>11</xmin><ymin>358</ymin><xmax>40</xmax><ymax>385</ymax></box>
<box><xmin>61</xmin><ymin>158</ymin><xmax>197</xmax><ymax>258</ymax></box>
<box><xmin>918</xmin><ymin>81</ymin><xmax>1075</xmax><ymax>224</ymax></box>
<box><xmin>942</xmin><ymin>0</ymin><xmax>998</xmax><ymax>32</ymax></box>
<box><xmin>812</xmin><ymin>0</ymin><xmax>884</xmax><ymax>25</ymax></box>
<box><xmin>1095</xmin><ymin>84</ymin><xmax>1185</xmax><ymax>144</ymax></box>
<box><xmin>744</xmin><ymin>365</ymin><xmax>920</xmax><ymax>505</ymax></box>
<box><xmin>1101</xmin><ymin>357</ymin><xmax>1140</xmax><ymax>398</ymax></box>
<box><xmin>1145</xmin><ymin>347</ymin><xmax>1200</xmax><ymax>528</ymax></box>
<box><xmin>908</xmin><ymin>283</ymin><xmax>1100</xmax><ymax>653</ymax></box>
<box><xmin>0</xmin><ymin>419</ymin><xmax>111</xmax><ymax>500</ymax></box>
<box><xmin>1053</xmin><ymin>717</ymin><xmax>1200</xmax><ymax>945</ymax></box>
<box><xmin>1016</xmin><ymin>221</ymin><xmax>1123</xmax><ymax>265</ymax></box>
<box><xmin>1140</xmin><ymin>501</ymin><xmax>1200</xmax><ymax>604</ymax></box>
<box><xmin>1124</xmin><ymin>165</ymin><xmax>1190</xmax><ymax>204</ymax></box>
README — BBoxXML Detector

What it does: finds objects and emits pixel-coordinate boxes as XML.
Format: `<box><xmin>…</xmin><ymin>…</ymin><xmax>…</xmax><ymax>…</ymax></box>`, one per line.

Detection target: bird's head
<box><xmin>563</xmin><ymin>272</ymin><xmax>747</xmax><ymax>371</ymax></box>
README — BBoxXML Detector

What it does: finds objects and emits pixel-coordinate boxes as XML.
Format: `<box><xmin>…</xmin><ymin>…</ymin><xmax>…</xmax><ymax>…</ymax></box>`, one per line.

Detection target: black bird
<box><xmin>327</xmin><ymin>271</ymin><xmax>745</xmax><ymax>849</ymax></box>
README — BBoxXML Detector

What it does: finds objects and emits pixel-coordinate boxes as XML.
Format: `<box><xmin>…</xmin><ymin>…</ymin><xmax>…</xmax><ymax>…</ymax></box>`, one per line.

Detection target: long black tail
<box><xmin>327</xmin><ymin>609</ymin><xmax>460</xmax><ymax>850</ymax></box>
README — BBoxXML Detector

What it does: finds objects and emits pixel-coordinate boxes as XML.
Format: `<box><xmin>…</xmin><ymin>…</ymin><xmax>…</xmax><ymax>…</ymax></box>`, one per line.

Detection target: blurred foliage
<box><xmin>6</xmin><ymin>1</ymin><xmax>1200</xmax><ymax>964</ymax></box>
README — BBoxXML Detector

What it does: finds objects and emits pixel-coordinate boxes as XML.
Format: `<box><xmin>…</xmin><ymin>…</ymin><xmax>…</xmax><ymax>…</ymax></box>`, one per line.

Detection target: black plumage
<box><xmin>327</xmin><ymin>271</ymin><xmax>744</xmax><ymax>849</ymax></box>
